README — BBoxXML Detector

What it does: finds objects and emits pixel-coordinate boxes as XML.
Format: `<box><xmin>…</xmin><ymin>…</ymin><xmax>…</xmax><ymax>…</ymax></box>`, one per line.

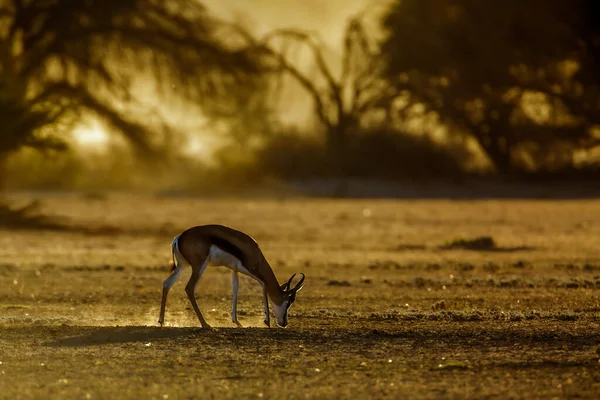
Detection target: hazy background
<box><xmin>207</xmin><ymin>0</ymin><xmax>384</xmax><ymax>124</ymax></box>
<box><xmin>1</xmin><ymin>0</ymin><xmax>599</xmax><ymax>197</ymax></box>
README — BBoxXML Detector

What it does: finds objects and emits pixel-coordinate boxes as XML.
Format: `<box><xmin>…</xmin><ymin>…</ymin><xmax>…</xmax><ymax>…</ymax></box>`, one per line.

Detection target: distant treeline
<box><xmin>1</xmin><ymin>0</ymin><xmax>599</xmax><ymax>190</ymax></box>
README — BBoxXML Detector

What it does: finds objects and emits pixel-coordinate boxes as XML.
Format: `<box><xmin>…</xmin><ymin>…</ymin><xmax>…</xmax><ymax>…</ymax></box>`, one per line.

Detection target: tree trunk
<box><xmin>485</xmin><ymin>138</ymin><xmax>513</xmax><ymax>176</ymax></box>
<box><xmin>476</xmin><ymin>105</ymin><xmax>515</xmax><ymax>176</ymax></box>
<box><xmin>324</xmin><ymin>127</ymin><xmax>345</xmax><ymax>177</ymax></box>
<box><xmin>324</xmin><ymin>114</ymin><xmax>359</xmax><ymax>178</ymax></box>
<box><xmin>0</xmin><ymin>153</ymin><xmax>9</xmax><ymax>192</ymax></box>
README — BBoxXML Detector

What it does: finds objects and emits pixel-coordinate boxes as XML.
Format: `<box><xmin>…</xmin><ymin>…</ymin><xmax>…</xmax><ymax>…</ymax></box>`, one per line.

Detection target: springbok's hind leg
<box><xmin>158</xmin><ymin>267</ymin><xmax>183</xmax><ymax>326</ymax></box>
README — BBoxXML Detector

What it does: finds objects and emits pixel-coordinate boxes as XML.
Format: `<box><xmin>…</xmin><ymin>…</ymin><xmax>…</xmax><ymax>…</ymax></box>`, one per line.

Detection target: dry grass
<box><xmin>1</xmin><ymin>192</ymin><xmax>600</xmax><ymax>399</ymax></box>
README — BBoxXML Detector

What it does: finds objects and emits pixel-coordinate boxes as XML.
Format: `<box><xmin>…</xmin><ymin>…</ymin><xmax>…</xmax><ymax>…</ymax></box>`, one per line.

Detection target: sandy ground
<box><xmin>1</xmin><ymin>193</ymin><xmax>600</xmax><ymax>399</ymax></box>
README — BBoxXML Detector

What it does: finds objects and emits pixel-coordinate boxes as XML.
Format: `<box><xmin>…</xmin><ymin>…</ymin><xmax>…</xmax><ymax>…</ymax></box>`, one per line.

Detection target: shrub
<box><xmin>253</xmin><ymin>127</ymin><xmax>469</xmax><ymax>180</ymax></box>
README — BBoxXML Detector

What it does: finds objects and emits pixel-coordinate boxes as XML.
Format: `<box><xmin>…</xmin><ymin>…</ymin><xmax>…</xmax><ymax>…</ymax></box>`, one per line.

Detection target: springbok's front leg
<box><xmin>261</xmin><ymin>282</ymin><xmax>270</xmax><ymax>327</ymax></box>
<box><xmin>231</xmin><ymin>271</ymin><xmax>243</xmax><ymax>327</ymax></box>
<box><xmin>185</xmin><ymin>261</ymin><xmax>211</xmax><ymax>329</ymax></box>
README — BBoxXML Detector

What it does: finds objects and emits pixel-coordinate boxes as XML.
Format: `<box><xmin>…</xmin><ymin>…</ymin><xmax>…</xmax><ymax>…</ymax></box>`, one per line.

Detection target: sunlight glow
<box><xmin>183</xmin><ymin>134</ymin><xmax>221</xmax><ymax>163</ymax></box>
<box><xmin>186</xmin><ymin>136</ymin><xmax>206</xmax><ymax>155</ymax></box>
<box><xmin>73</xmin><ymin>120</ymin><xmax>110</xmax><ymax>150</ymax></box>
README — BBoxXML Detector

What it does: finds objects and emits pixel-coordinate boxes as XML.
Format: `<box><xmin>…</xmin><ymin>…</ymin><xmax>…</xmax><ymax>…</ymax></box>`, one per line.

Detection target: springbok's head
<box><xmin>272</xmin><ymin>273</ymin><xmax>305</xmax><ymax>327</ymax></box>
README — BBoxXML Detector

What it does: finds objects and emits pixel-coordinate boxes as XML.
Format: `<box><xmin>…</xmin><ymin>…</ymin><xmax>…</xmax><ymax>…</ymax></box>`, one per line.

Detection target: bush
<box><xmin>341</xmin><ymin>128</ymin><xmax>468</xmax><ymax>179</ymax></box>
<box><xmin>253</xmin><ymin>132</ymin><xmax>326</xmax><ymax>179</ymax></box>
<box><xmin>253</xmin><ymin>127</ymin><xmax>469</xmax><ymax>180</ymax></box>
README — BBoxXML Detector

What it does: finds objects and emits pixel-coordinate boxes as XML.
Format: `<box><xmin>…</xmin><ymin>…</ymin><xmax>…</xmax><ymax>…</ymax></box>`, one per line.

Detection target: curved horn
<box><xmin>282</xmin><ymin>273</ymin><xmax>296</xmax><ymax>292</ymax></box>
<box><xmin>291</xmin><ymin>273</ymin><xmax>305</xmax><ymax>292</ymax></box>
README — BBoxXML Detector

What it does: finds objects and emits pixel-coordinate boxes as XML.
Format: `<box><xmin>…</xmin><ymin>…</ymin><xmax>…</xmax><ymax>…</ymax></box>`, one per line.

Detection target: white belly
<box><xmin>207</xmin><ymin>245</ymin><xmax>252</xmax><ymax>276</ymax></box>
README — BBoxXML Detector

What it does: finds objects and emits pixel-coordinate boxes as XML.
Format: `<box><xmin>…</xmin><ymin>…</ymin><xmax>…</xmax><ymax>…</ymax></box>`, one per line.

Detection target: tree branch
<box><xmin>260</xmin><ymin>29</ymin><xmax>344</xmax><ymax>122</ymax></box>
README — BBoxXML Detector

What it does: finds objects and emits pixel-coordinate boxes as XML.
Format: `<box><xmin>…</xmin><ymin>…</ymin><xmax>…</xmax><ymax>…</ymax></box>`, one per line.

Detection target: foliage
<box><xmin>380</xmin><ymin>0</ymin><xmax>600</xmax><ymax>174</ymax></box>
<box><xmin>0</xmin><ymin>0</ymin><xmax>260</xmax><ymax>162</ymax></box>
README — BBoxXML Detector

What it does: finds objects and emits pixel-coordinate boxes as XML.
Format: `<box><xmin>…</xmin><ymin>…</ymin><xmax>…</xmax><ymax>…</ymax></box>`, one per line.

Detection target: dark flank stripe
<box><xmin>208</xmin><ymin>235</ymin><xmax>265</xmax><ymax>282</ymax></box>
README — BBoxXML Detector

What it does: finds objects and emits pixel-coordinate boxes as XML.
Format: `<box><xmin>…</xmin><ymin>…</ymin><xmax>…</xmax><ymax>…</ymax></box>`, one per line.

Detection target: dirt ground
<box><xmin>1</xmin><ymin>192</ymin><xmax>599</xmax><ymax>399</ymax></box>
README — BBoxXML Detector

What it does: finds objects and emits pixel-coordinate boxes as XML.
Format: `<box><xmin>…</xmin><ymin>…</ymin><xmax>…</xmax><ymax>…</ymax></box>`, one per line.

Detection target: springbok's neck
<box><xmin>267</xmin><ymin>286</ymin><xmax>285</xmax><ymax>306</ymax></box>
<box><xmin>260</xmin><ymin>260</ymin><xmax>285</xmax><ymax>305</ymax></box>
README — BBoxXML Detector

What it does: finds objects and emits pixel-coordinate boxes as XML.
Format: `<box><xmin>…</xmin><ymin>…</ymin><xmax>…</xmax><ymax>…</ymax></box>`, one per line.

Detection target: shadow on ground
<box><xmin>393</xmin><ymin>244</ymin><xmax>538</xmax><ymax>252</ymax></box>
<box><xmin>42</xmin><ymin>321</ymin><xmax>600</xmax><ymax>349</ymax></box>
<box><xmin>436</xmin><ymin>245</ymin><xmax>537</xmax><ymax>253</ymax></box>
<box><xmin>46</xmin><ymin>326</ymin><xmax>202</xmax><ymax>347</ymax></box>
<box><xmin>45</xmin><ymin>326</ymin><xmax>314</xmax><ymax>347</ymax></box>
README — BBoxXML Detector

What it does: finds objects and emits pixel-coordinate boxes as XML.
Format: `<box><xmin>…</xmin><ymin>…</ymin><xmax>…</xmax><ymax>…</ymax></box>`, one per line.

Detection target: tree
<box><xmin>0</xmin><ymin>0</ymin><xmax>259</xmax><ymax>166</ymax></box>
<box><xmin>0</xmin><ymin>0</ymin><xmax>262</xmax><ymax>227</ymax></box>
<box><xmin>576</xmin><ymin>0</ymin><xmax>600</xmax><ymax>85</ymax></box>
<box><xmin>380</xmin><ymin>0</ymin><xmax>600</xmax><ymax>174</ymax></box>
<box><xmin>241</xmin><ymin>16</ymin><xmax>396</xmax><ymax>175</ymax></box>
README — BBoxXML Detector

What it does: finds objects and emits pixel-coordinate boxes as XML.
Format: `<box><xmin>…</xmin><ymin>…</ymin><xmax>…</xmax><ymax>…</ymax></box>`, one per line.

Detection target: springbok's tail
<box><xmin>170</xmin><ymin>235</ymin><xmax>181</xmax><ymax>273</ymax></box>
